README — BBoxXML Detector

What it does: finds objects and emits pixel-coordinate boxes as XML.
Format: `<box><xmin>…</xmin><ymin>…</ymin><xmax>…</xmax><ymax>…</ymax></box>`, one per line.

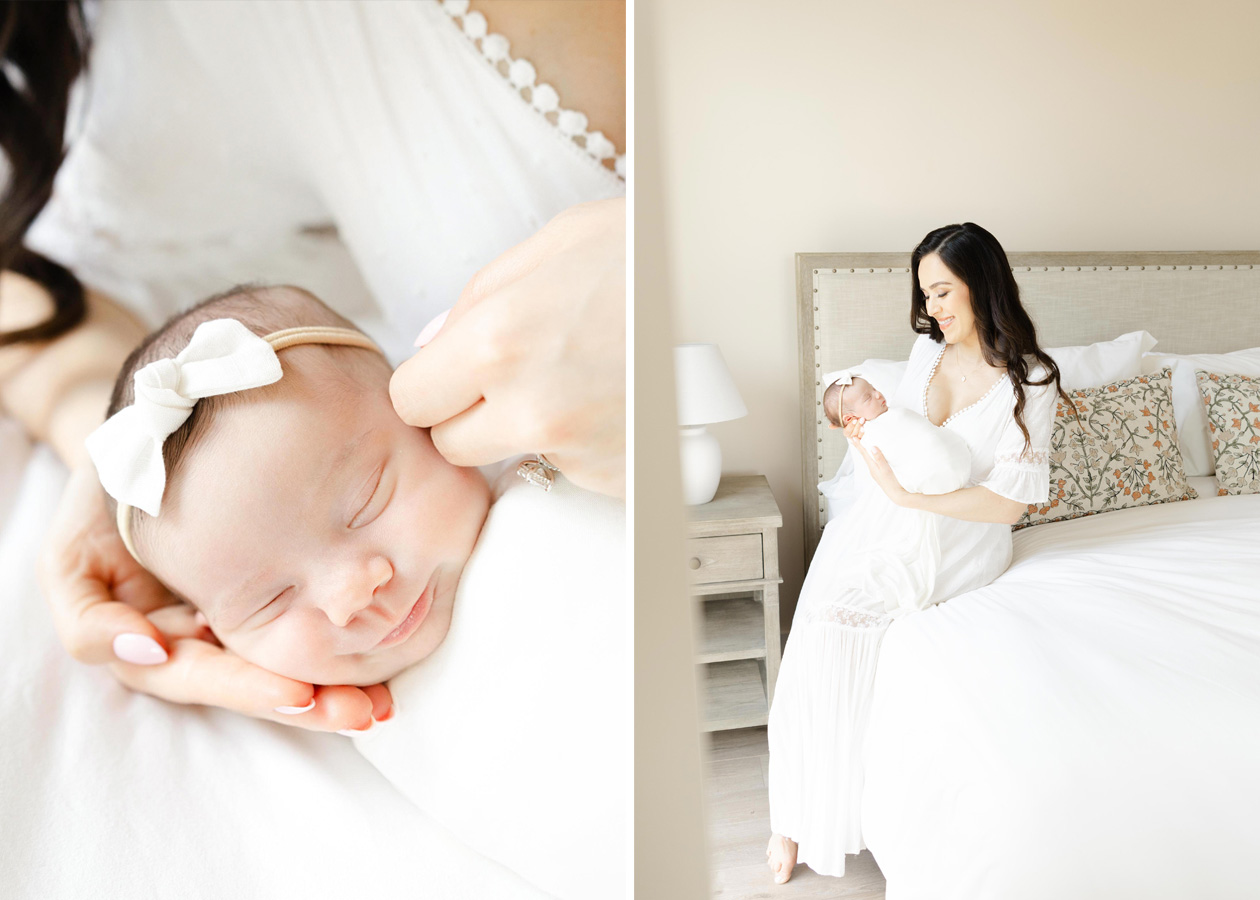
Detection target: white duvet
<box><xmin>863</xmin><ymin>482</ymin><xmax>1260</xmax><ymax>899</ymax></box>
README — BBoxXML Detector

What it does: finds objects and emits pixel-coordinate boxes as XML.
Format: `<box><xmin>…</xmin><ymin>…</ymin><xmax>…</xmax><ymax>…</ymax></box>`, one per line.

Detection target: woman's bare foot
<box><xmin>766</xmin><ymin>833</ymin><xmax>798</xmax><ymax>884</ymax></box>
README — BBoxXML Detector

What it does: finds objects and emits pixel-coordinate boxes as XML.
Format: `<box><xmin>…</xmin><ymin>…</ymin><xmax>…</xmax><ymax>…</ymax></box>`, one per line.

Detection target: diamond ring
<box><xmin>517</xmin><ymin>453</ymin><xmax>560</xmax><ymax>491</ymax></box>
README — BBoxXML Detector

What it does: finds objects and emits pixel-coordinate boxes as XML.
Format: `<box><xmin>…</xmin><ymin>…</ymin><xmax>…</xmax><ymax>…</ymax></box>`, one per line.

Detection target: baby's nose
<box><xmin>322</xmin><ymin>555</ymin><xmax>393</xmax><ymax>627</ymax></box>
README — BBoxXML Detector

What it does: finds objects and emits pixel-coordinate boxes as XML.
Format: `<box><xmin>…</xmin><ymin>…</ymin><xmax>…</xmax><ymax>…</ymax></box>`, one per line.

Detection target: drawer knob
<box><xmin>689</xmin><ymin>557</ymin><xmax>702</xmax><ymax>570</ymax></box>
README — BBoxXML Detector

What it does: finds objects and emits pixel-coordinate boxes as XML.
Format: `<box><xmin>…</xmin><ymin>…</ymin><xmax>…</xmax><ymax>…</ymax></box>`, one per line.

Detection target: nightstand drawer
<box><xmin>685</xmin><ymin>534</ymin><xmax>763</xmax><ymax>584</ymax></box>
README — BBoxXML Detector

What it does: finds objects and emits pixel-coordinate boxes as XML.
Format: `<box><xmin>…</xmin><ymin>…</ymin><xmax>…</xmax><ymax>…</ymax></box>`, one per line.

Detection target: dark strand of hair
<box><xmin>0</xmin><ymin>0</ymin><xmax>91</xmax><ymax>348</ymax></box>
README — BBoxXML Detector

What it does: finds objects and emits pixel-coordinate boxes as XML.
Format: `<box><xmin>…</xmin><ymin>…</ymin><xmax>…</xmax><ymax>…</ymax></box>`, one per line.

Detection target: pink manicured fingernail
<box><xmin>113</xmin><ymin>633</ymin><xmax>168</xmax><ymax>665</ymax></box>
<box><xmin>337</xmin><ymin>723</ymin><xmax>374</xmax><ymax>737</ymax></box>
<box><xmin>274</xmin><ymin>700</ymin><xmax>317</xmax><ymax>715</ymax></box>
<box><xmin>413</xmin><ymin>308</ymin><xmax>451</xmax><ymax>348</ymax></box>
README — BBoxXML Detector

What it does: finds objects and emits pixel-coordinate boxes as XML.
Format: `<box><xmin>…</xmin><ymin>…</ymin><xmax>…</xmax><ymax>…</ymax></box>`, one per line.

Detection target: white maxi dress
<box><xmin>768</xmin><ymin>333</ymin><xmax>1056</xmax><ymax>878</ymax></box>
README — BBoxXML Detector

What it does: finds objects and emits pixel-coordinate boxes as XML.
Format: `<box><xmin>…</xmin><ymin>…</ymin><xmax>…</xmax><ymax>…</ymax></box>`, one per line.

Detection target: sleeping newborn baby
<box><xmin>88</xmin><ymin>285</ymin><xmax>491</xmax><ymax>687</ymax></box>
<box><xmin>822</xmin><ymin>372</ymin><xmax>971</xmax><ymax>495</ymax></box>
<box><xmin>820</xmin><ymin>368</ymin><xmax>973</xmax><ymax>614</ymax></box>
<box><xmin>86</xmin><ymin>285</ymin><xmax>625</xmax><ymax>900</ymax></box>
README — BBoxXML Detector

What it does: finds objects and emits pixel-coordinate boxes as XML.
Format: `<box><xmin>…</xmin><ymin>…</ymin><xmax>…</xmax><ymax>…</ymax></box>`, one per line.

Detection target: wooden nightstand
<box><xmin>685</xmin><ymin>475</ymin><xmax>783</xmax><ymax>732</ymax></box>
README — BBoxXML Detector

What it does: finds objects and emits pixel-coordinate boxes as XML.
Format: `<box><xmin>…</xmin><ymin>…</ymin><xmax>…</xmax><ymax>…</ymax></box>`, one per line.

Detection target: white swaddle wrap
<box><xmin>858</xmin><ymin>408</ymin><xmax>972</xmax><ymax>495</ymax></box>
<box><xmin>352</xmin><ymin>475</ymin><xmax>627</xmax><ymax>900</ymax></box>
<box><xmin>845</xmin><ymin>409</ymin><xmax>973</xmax><ymax>614</ymax></box>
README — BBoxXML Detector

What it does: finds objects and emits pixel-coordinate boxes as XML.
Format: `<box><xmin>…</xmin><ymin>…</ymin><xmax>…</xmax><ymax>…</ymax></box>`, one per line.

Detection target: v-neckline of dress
<box><xmin>922</xmin><ymin>341</ymin><xmax>1009</xmax><ymax>428</ymax></box>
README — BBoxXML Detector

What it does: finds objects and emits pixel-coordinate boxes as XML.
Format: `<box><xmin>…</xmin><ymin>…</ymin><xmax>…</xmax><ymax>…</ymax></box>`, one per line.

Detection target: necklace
<box><xmin>952</xmin><ymin>345</ymin><xmax>986</xmax><ymax>383</ymax></box>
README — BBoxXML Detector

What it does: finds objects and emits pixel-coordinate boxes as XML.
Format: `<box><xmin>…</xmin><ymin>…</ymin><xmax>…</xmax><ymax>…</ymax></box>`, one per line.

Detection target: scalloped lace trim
<box><xmin>993</xmin><ymin>449</ymin><xmax>1049</xmax><ymax>467</ymax></box>
<box><xmin>799</xmin><ymin>604</ymin><xmax>890</xmax><ymax>629</ymax></box>
<box><xmin>922</xmin><ymin>343</ymin><xmax>1010</xmax><ymax>427</ymax></box>
<box><xmin>441</xmin><ymin>0</ymin><xmax>625</xmax><ymax>180</ymax></box>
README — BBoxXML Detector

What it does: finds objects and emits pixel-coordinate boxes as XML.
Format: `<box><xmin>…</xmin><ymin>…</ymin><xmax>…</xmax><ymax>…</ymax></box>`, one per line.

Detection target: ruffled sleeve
<box><xmin>978</xmin><ymin>373</ymin><xmax>1057</xmax><ymax>504</ymax></box>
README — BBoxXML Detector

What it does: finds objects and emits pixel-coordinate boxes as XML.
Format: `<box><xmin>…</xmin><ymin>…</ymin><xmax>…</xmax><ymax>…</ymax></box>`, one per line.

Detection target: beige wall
<box><xmin>650</xmin><ymin>0</ymin><xmax>1260</xmax><ymax>627</ymax></box>
<box><xmin>634</xmin><ymin>0</ymin><xmax>712</xmax><ymax>895</ymax></box>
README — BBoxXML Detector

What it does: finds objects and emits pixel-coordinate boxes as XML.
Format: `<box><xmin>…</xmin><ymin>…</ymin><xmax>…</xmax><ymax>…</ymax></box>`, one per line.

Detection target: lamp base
<box><xmin>679</xmin><ymin>425</ymin><xmax>722</xmax><ymax>505</ymax></box>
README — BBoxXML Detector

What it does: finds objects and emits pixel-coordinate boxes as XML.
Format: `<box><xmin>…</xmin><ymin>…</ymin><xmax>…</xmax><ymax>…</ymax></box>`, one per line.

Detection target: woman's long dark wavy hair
<box><xmin>911</xmin><ymin>222</ymin><xmax>1075</xmax><ymax>459</ymax></box>
<box><xmin>0</xmin><ymin>0</ymin><xmax>91</xmax><ymax>348</ymax></box>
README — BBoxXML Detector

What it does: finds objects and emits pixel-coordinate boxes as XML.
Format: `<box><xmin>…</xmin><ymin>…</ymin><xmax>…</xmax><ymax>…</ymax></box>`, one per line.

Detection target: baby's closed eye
<box><xmin>349</xmin><ymin>461</ymin><xmax>393</xmax><ymax>529</ymax></box>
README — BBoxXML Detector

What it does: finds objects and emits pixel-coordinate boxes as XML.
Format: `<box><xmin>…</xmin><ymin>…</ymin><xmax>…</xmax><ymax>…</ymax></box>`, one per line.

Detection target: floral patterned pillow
<box><xmin>1196</xmin><ymin>371</ymin><xmax>1260</xmax><ymax>496</ymax></box>
<box><xmin>1013</xmin><ymin>367</ymin><xmax>1197</xmax><ymax>530</ymax></box>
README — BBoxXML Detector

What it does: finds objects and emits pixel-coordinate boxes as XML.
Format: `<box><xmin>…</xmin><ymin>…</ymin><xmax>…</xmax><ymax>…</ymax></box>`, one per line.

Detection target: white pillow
<box><xmin>1141</xmin><ymin>348</ymin><xmax>1260</xmax><ymax>477</ymax></box>
<box><xmin>1045</xmin><ymin>330</ymin><xmax>1158</xmax><ymax>391</ymax></box>
<box><xmin>845</xmin><ymin>357</ymin><xmax>908</xmax><ymax>400</ymax></box>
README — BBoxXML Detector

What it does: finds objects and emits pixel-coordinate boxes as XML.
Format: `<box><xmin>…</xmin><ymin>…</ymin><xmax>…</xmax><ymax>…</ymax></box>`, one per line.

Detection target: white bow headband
<box><xmin>822</xmin><ymin>367</ymin><xmax>864</xmax><ymax>422</ymax></box>
<box><xmin>86</xmin><ymin>318</ymin><xmax>382</xmax><ymax>559</ymax></box>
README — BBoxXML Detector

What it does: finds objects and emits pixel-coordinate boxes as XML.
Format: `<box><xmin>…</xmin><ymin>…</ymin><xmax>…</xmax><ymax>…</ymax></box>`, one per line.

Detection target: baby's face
<box><xmin>146</xmin><ymin>354</ymin><xmax>492</xmax><ymax>686</ymax></box>
<box><xmin>843</xmin><ymin>377</ymin><xmax>887</xmax><ymax>423</ymax></box>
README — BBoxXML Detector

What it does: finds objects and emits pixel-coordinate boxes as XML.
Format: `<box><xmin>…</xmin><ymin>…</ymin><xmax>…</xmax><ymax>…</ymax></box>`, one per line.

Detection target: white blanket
<box><xmin>862</xmin><ymin>483</ymin><xmax>1260</xmax><ymax>899</ymax></box>
<box><xmin>0</xmin><ymin>429</ymin><xmax>551</xmax><ymax>900</ymax></box>
<box><xmin>353</xmin><ymin>476</ymin><xmax>629</xmax><ymax>900</ymax></box>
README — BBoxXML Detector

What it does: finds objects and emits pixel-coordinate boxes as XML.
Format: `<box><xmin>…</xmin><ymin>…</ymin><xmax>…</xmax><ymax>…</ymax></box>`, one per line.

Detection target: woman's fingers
<box><xmin>145</xmin><ymin>603</ymin><xmax>216</xmax><ymax>643</ymax></box>
<box><xmin>110</xmin><ymin>641</ymin><xmax>387</xmax><ymax>733</ymax></box>
<box><xmin>110</xmin><ymin>639</ymin><xmax>311</xmax><ymax>713</ymax></box>
<box><xmin>428</xmin><ymin>399</ymin><xmax>523</xmax><ymax>468</ymax></box>
<box><xmin>361</xmin><ymin>682</ymin><xmax>395</xmax><ymax>722</ymax></box>
<box><xmin>49</xmin><ymin>585</ymin><xmax>171</xmax><ymax>666</ymax></box>
<box><xmin>305</xmin><ymin>685</ymin><xmax>377</xmax><ymax>733</ymax></box>
<box><xmin>392</xmin><ymin>197</ymin><xmax>624</xmax><ymax>497</ymax></box>
<box><xmin>389</xmin><ymin>298</ymin><xmax>499</xmax><ymax>428</ymax></box>
<box><xmin>39</xmin><ymin>463</ymin><xmax>180</xmax><ymax>665</ymax></box>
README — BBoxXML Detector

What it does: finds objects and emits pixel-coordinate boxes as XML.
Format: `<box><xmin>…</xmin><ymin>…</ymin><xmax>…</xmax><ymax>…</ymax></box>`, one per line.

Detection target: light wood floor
<box><xmin>702</xmin><ymin>726</ymin><xmax>887</xmax><ymax>900</ymax></box>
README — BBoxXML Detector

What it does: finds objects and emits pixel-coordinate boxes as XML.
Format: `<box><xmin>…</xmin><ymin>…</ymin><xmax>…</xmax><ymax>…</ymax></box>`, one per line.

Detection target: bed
<box><xmin>795</xmin><ymin>251</ymin><xmax>1260</xmax><ymax>899</ymax></box>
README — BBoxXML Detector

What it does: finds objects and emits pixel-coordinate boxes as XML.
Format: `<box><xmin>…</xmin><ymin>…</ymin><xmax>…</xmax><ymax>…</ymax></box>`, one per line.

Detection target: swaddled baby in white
<box><xmin>820</xmin><ymin>369</ymin><xmax>973</xmax><ymax>614</ymax></box>
<box><xmin>822</xmin><ymin>372</ymin><xmax>971</xmax><ymax>494</ymax></box>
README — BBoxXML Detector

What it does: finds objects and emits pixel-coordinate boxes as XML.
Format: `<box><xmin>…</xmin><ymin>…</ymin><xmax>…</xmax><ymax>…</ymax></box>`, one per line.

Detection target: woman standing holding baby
<box><xmin>767</xmin><ymin>222</ymin><xmax>1074</xmax><ymax>883</ymax></box>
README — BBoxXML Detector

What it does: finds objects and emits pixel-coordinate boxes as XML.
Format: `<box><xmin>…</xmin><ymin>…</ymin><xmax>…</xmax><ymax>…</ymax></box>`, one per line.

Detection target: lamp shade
<box><xmin>674</xmin><ymin>343</ymin><xmax>748</xmax><ymax>427</ymax></box>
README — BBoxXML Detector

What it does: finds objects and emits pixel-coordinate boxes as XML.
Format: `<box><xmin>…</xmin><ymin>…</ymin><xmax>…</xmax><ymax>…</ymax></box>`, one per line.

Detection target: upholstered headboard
<box><xmin>796</xmin><ymin>250</ymin><xmax>1260</xmax><ymax>563</ymax></box>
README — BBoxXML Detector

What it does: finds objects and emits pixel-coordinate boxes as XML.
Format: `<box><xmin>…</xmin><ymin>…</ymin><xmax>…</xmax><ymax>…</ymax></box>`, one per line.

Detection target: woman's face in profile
<box><xmin>918</xmin><ymin>252</ymin><xmax>974</xmax><ymax>344</ymax></box>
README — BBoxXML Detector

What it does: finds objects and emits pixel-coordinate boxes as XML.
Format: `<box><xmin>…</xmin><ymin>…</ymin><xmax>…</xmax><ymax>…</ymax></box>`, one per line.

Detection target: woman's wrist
<box><xmin>0</xmin><ymin>280</ymin><xmax>142</xmax><ymax>465</ymax></box>
<box><xmin>44</xmin><ymin>377</ymin><xmax>115</xmax><ymax>468</ymax></box>
<box><xmin>894</xmin><ymin>487</ymin><xmax>919</xmax><ymax>509</ymax></box>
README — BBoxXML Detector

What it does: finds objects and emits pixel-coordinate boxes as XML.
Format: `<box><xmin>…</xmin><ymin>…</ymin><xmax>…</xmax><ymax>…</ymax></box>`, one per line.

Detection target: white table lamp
<box><xmin>674</xmin><ymin>343</ymin><xmax>748</xmax><ymax>505</ymax></box>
